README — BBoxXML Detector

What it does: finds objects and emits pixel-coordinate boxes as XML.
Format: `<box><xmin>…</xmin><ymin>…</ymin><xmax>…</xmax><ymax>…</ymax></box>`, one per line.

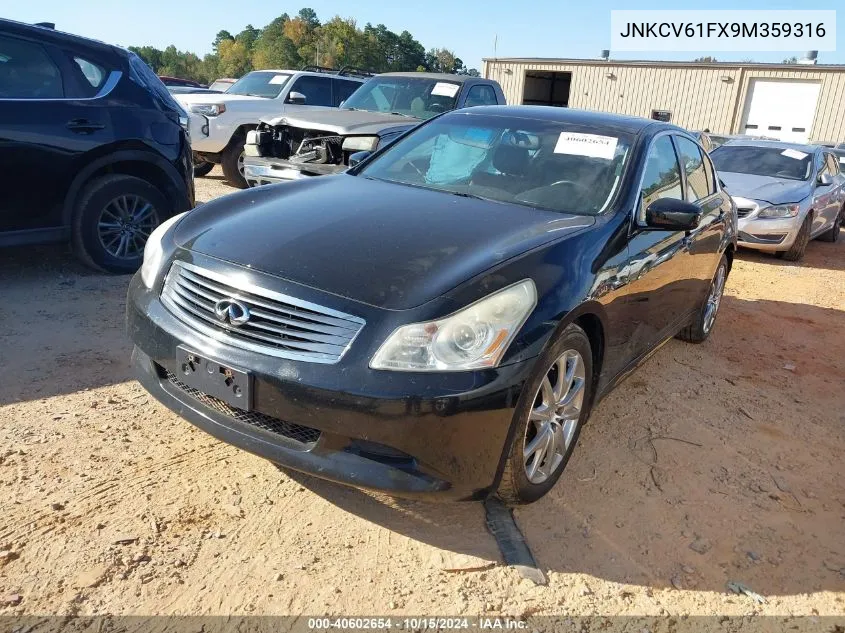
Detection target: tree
<box><xmin>693</xmin><ymin>56</ymin><xmax>717</xmax><ymax>63</ymax></box>
<box><xmin>235</xmin><ymin>25</ymin><xmax>261</xmax><ymax>52</ymax></box>
<box><xmin>213</xmin><ymin>30</ymin><xmax>234</xmax><ymax>54</ymax></box>
<box><xmin>128</xmin><ymin>8</ymin><xmax>470</xmax><ymax>81</ymax></box>
<box><xmin>782</xmin><ymin>56</ymin><xmax>798</xmax><ymax>64</ymax></box>
<box><xmin>217</xmin><ymin>39</ymin><xmax>252</xmax><ymax>77</ymax></box>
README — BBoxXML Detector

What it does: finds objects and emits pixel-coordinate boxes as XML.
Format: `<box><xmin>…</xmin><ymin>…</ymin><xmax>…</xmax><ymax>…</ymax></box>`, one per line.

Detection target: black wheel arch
<box><xmin>62</xmin><ymin>149</ymin><xmax>192</xmax><ymax>227</ymax></box>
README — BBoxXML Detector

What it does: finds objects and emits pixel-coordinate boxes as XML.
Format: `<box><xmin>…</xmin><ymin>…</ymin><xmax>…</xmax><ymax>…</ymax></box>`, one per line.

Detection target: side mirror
<box><xmin>287</xmin><ymin>91</ymin><xmax>306</xmax><ymax>105</ymax></box>
<box><xmin>644</xmin><ymin>198</ymin><xmax>702</xmax><ymax>231</ymax></box>
<box><xmin>348</xmin><ymin>151</ymin><xmax>372</xmax><ymax>168</ymax></box>
<box><xmin>818</xmin><ymin>172</ymin><xmax>833</xmax><ymax>187</ymax></box>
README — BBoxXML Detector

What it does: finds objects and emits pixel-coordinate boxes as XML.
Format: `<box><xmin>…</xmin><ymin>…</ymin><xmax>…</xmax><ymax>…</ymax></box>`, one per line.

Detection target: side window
<box><xmin>333</xmin><ymin>78</ymin><xmax>361</xmax><ymax>107</ymax></box>
<box><xmin>74</xmin><ymin>57</ymin><xmax>105</xmax><ymax>90</ymax></box>
<box><xmin>639</xmin><ymin>135</ymin><xmax>683</xmax><ymax>223</ymax></box>
<box><xmin>825</xmin><ymin>153</ymin><xmax>840</xmax><ymax>175</ymax></box>
<box><xmin>0</xmin><ymin>34</ymin><xmax>63</xmax><ymax>99</ymax></box>
<box><xmin>675</xmin><ymin>136</ymin><xmax>714</xmax><ymax>202</ymax></box>
<box><xmin>465</xmin><ymin>84</ymin><xmax>498</xmax><ymax>107</ymax></box>
<box><xmin>288</xmin><ymin>75</ymin><xmax>333</xmax><ymax>106</ymax></box>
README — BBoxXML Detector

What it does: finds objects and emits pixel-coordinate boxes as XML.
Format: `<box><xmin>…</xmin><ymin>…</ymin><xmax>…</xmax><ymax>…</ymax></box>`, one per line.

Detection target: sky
<box><xmin>5</xmin><ymin>0</ymin><xmax>842</xmax><ymax>70</ymax></box>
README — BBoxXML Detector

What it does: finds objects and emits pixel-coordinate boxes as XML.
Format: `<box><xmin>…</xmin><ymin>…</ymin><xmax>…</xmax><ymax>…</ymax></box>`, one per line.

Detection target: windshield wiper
<box><xmin>389</xmin><ymin>111</ymin><xmax>417</xmax><ymax>118</ymax></box>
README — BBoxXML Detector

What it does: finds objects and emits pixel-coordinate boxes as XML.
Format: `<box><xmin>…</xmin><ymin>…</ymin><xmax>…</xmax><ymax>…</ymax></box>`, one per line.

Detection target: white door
<box><xmin>740</xmin><ymin>79</ymin><xmax>821</xmax><ymax>143</ymax></box>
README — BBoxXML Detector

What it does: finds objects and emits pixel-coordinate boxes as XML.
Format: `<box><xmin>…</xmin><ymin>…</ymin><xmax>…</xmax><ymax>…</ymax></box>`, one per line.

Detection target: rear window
<box><xmin>128</xmin><ymin>53</ymin><xmax>182</xmax><ymax>111</ymax></box>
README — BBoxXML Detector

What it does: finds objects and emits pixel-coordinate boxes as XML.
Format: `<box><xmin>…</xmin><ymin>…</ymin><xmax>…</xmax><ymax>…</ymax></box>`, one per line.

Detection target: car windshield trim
<box><xmin>356</xmin><ymin>114</ymin><xmax>634</xmax><ymax>216</ymax></box>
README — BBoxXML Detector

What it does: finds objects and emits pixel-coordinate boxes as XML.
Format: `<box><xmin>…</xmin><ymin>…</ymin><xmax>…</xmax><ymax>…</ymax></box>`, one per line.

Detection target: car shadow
<box><xmin>294</xmin><ymin>294</ymin><xmax>845</xmax><ymax>598</ymax></box>
<box><xmin>0</xmin><ymin>244</ymin><xmax>134</xmax><ymax>405</ymax></box>
<box><xmin>737</xmin><ymin>237</ymin><xmax>845</xmax><ymax>272</ymax></box>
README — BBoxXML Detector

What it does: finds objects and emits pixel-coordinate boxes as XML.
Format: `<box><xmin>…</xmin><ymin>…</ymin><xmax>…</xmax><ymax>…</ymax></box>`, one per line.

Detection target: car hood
<box><xmin>175</xmin><ymin>92</ymin><xmax>271</xmax><ymax>106</ymax></box>
<box><xmin>173</xmin><ymin>176</ymin><xmax>594</xmax><ymax>310</ymax></box>
<box><xmin>719</xmin><ymin>171</ymin><xmax>812</xmax><ymax>205</ymax></box>
<box><xmin>260</xmin><ymin>108</ymin><xmax>421</xmax><ymax>136</ymax></box>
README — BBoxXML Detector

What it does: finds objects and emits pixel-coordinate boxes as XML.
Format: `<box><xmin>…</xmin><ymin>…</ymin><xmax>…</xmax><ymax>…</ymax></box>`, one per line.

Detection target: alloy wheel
<box><xmin>237</xmin><ymin>151</ymin><xmax>245</xmax><ymax>177</ymax></box>
<box><xmin>97</xmin><ymin>195</ymin><xmax>159</xmax><ymax>260</ymax></box>
<box><xmin>703</xmin><ymin>264</ymin><xmax>727</xmax><ymax>334</ymax></box>
<box><xmin>523</xmin><ymin>349</ymin><xmax>586</xmax><ymax>484</ymax></box>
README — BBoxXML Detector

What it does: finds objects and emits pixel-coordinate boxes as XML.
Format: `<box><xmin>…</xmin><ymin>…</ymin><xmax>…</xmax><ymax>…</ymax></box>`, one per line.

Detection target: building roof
<box><xmin>454</xmin><ymin>105</ymin><xmax>677</xmax><ymax>135</ymax></box>
<box><xmin>482</xmin><ymin>57</ymin><xmax>845</xmax><ymax>72</ymax></box>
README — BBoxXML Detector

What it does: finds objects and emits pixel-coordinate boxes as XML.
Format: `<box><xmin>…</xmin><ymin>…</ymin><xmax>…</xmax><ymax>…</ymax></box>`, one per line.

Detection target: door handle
<box><xmin>66</xmin><ymin>119</ymin><xmax>105</xmax><ymax>133</ymax></box>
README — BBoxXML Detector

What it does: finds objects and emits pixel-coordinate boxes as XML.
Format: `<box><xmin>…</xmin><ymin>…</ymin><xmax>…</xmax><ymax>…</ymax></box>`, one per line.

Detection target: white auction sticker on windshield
<box><xmin>554</xmin><ymin>132</ymin><xmax>618</xmax><ymax>159</ymax></box>
<box><xmin>431</xmin><ymin>82</ymin><xmax>460</xmax><ymax>98</ymax></box>
<box><xmin>269</xmin><ymin>74</ymin><xmax>288</xmax><ymax>85</ymax></box>
<box><xmin>781</xmin><ymin>148</ymin><xmax>808</xmax><ymax>160</ymax></box>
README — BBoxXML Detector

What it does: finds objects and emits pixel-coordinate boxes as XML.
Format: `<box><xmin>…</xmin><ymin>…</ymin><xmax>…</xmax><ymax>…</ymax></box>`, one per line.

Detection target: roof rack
<box><xmin>300</xmin><ymin>65</ymin><xmax>375</xmax><ymax>78</ymax></box>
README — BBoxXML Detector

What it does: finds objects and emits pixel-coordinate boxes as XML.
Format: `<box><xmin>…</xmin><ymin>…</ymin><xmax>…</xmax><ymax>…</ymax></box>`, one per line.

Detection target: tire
<box><xmin>193</xmin><ymin>160</ymin><xmax>214</xmax><ymax>178</ymax></box>
<box><xmin>71</xmin><ymin>174</ymin><xmax>169</xmax><ymax>274</ymax></box>
<box><xmin>819</xmin><ymin>214</ymin><xmax>840</xmax><ymax>243</ymax></box>
<box><xmin>677</xmin><ymin>254</ymin><xmax>728</xmax><ymax>344</ymax></box>
<box><xmin>221</xmin><ymin>134</ymin><xmax>248</xmax><ymax>189</ymax></box>
<box><xmin>776</xmin><ymin>214</ymin><xmax>811</xmax><ymax>261</ymax></box>
<box><xmin>496</xmin><ymin>324</ymin><xmax>594</xmax><ymax>505</ymax></box>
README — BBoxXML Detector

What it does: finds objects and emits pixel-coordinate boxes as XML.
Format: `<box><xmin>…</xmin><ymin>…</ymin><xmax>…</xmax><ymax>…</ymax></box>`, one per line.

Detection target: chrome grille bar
<box><xmin>161</xmin><ymin>261</ymin><xmax>365</xmax><ymax>363</ymax></box>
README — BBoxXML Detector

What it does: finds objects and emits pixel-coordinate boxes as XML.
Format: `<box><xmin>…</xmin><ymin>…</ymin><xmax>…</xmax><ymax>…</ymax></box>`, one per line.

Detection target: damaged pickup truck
<box><xmin>242</xmin><ymin>72</ymin><xmax>505</xmax><ymax>185</ymax></box>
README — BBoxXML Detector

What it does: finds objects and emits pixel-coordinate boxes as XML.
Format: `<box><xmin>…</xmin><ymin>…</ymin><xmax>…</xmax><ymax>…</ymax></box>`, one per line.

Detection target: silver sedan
<box><xmin>711</xmin><ymin>140</ymin><xmax>845</xmax><ymax>260</ymax></box>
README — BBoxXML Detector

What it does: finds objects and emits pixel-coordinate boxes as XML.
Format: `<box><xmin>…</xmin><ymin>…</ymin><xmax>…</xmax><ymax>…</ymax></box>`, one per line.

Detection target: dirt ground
<box><xmin>1</xmin><ymin>166</ymin><xmax>844</xmax><ymax>619</ymax></box>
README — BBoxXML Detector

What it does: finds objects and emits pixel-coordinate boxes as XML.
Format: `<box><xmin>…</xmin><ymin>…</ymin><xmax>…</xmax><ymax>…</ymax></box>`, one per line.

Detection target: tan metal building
<box><xmin>482</xmin><ymin>57</ymin><xmax>845</xmax><ymax>144</ymax></box>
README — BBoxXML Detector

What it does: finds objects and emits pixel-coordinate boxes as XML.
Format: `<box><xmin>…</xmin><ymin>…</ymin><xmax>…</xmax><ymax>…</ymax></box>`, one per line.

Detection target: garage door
<box><xmin>740</xmin><ymin>79</ymin><xmax>821</xmax><ymax>143</ymax></box>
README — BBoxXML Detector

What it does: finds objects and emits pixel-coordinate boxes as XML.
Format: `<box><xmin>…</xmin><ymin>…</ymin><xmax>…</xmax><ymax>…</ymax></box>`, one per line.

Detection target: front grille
<box><xmin>165</xmin><ymin>370</ymin><xmax>321</xmax><ymax>447</ymax></box>
<box><xmin>737</xmin><ymin>207</ymin><xmax>754</xmax><ymax>218</ymax></box>
<box><xmin>161</xmin><ymin>261</ymin><xmax>365</xmax><ymax>363</ymax></box>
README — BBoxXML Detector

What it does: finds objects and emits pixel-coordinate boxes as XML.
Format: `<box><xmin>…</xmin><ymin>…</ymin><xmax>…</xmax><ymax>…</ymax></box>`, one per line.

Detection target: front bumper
<box><xmin>736</xmin><ymin>213</ymin><xmax>802</xmax><ymax>253</ymax></box>
<box><xmin>126</xmin><ymin>271</ymin><xmax>531</xmax><ymax>500</ymax></box>
<box><xmin>243</xmin><ymin>156</ymin><xmax>345</xmax><ymax>186</ymax></box>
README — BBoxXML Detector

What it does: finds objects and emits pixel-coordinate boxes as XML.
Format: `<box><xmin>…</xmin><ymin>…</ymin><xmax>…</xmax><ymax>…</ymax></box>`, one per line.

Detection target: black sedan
<box><xmin>127</xmin><ymin>106</ymin><xmax>736</xmax><ymax>504</ymax></box>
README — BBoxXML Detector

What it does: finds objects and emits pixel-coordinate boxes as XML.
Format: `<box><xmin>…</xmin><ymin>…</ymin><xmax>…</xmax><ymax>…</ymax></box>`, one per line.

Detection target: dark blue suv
<box><xmin>0</xmin><ymin>19</ymin><xmax>194</xmax><ymax>272</ymax></box>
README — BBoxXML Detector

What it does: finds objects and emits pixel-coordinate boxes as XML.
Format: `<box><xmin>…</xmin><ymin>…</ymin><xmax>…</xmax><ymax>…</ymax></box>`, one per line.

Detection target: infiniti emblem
<box><xmin>213</xmin><ymin>298</ymin><xmax>251</xmax><ymax>326</ymax></box>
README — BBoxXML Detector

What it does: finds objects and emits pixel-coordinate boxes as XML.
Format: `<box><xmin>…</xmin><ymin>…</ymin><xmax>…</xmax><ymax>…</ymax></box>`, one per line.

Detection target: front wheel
<box><xmin>776</xmin><ymin>214</ymin><xmax>811</xmax><ymax>261</ymax></box>
<box><xmin>677</xmin><ymin>254</ymin><xmax>728</xmax><ymax>344</ymax></box>
<box><xmin>496</xmin><ymin>324</ymin><xmax>593</xmax><ymax>505</ymax></box>
<box><xmin>221</xmin><ymin>134</ymin><xmax>248</xmax><ymax>189</ymax></box>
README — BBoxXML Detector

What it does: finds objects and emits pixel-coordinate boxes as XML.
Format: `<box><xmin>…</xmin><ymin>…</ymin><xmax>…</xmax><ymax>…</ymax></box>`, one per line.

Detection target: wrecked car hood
<box><xmin>259</xmin><ymin>108</ymin><xmax>420</xmax><ymax>137</ymax></box>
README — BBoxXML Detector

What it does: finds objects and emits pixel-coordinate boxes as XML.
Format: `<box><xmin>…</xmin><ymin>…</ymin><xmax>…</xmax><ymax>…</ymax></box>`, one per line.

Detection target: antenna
<box><xmin>493</xmin><ymin>34</ymin><xmax>498</xmax><ymax>60</ymax></box>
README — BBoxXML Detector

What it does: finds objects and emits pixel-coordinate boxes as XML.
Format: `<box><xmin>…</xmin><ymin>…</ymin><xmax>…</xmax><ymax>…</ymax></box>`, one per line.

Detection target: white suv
<box><xmin>176</xmin><ymin>67</ymin><xmax>368</xmax><ymax>187</ymax></box>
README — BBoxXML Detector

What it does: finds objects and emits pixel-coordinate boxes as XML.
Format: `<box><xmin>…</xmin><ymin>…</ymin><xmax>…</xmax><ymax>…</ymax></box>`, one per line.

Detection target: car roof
<box><xmin>453</xmin><ymin>105</ymin><xmax>679</xmax><ymax>135</ymax></box>
<box><xmin>0</xmin><ymin>18</ymin><xmax>120</xmax><ymax>56</ymax></box>
<box><xmin>720</xmin><ymin>139</ymin><xmax>822</xmax><ymax>153</ymax></box>
<box><xmin>376</xmin><ymin>72</ymin><xmax>480</xmax><ymax>83</ymax></box>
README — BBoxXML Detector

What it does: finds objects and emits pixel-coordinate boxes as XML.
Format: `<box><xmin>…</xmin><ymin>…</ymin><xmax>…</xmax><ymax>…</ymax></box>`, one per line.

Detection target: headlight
<box><xmin>188</xmin><ymin>103</ymin><xmax>226</xmax><ymax>117</ymax></box>
<box><xmin>140</xmin><ymin>212</ymin><xmax>187</xmax><ymax>289</ymax></box>
<box><xmin>342</xmin><ymin>136</ymin><xmax>379</xmax><ymax>152</ymax></box>
<box><xmin>370</xmin><ymin>280</ymin><xmax>537</xmax><ymax>372</ymax></box>
<box><xmin>758</xmin><ymin>203</ymin><xmax>800</xmax><ymax>218</ymax></box>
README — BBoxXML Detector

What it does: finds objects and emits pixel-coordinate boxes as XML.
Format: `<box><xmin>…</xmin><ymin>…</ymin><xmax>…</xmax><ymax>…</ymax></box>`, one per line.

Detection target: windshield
<box><xmin>226</xmin><ymin>71</ymin><xmax>291</xmax><ymax>98</ymax></box>
<box><xmin>357</xmin><ymin>114</ymin><xmax>632</xmax><ymax>215</ymax></box>
<box><xmin>711</xmin><ymin>145</ymin><xmax>813</xmax><ymax>180</ymax></box>
<box><xmin>342</xmin><ymin>77</ymin><xmax>461</xmax><ymax>120</ymax></box>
